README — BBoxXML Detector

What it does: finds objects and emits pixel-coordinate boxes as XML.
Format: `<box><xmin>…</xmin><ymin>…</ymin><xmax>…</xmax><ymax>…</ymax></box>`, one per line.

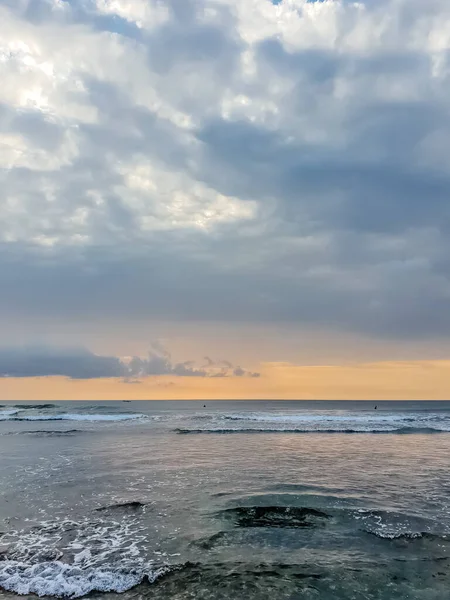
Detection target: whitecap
<box><xmin>0</xmin><ymin>560</ymin><xmax>170</xmax><ymax>598</ymax></box>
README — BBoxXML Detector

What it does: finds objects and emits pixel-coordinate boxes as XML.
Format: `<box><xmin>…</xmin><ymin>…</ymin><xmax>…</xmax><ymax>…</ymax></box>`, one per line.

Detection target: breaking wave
<box><xmin>0</xmin><ymin>561</ymin><xmax>171</xmax><ymax>598</ymax></box>
<box><xmin>0</xmin><ymin>517</ymin><xmax>169</xmax><ymax>598</ymax></box>
<box><xmin>0</xmin><ymin>409</ymin><xmax>21</xmax><ymax>418</ymax></box>
<box><xmin>0</xmin><ymin>559</ymin><xmax>327</xmax><ymax>599</ymax></box>
<box><xmin>186</xmin><ymin>411</ymin><xmax>450</xmax><ymax>434</ymax></box>
<box><xmin>172</xmin><ymin>408</ymin><xmax>450</xmax><ymax>434</ymax></box>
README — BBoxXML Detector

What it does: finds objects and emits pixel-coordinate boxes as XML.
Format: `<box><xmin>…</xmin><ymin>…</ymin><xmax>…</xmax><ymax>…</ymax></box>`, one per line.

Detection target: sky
<box><xmin>1</xmin><ymin>0</ymin><xmax>450</xmax><ymax>399</ymax></box>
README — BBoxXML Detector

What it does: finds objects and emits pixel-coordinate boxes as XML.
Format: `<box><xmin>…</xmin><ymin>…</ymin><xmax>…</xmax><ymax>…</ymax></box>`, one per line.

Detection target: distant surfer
<box><xmin>203</xmin><ymin>404</ymin><xmax>206</xmax><ymax>408</ymax></box>
<box><xmin>374</xmin><ymin>405</ymin><xmax>377</xmax><ymax>410</ymax></box>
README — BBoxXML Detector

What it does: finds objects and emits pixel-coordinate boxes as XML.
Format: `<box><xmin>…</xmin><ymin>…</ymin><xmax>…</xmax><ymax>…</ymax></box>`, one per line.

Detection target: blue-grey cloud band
<box><xmin>0</xmin><ymin>345</ymin><xmax>259</xmax><ymax>379</ymax></box>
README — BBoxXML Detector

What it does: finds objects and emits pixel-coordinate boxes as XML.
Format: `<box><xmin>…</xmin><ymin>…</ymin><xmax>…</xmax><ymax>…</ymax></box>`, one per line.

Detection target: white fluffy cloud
<box><xmin>1</xmin><ymin>0</ymin><xmax>450</xmax><ymax>338</ymax></box>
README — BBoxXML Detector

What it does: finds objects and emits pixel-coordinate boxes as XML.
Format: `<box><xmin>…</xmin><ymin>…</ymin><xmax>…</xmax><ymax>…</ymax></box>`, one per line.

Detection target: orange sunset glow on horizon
<box><xmin>1</xmin><ymin>360</ymin><xmax>449</xmax><ymax>401</ymax></box>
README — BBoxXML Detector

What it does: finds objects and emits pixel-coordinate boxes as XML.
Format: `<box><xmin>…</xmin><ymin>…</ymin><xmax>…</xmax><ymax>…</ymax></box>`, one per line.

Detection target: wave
<box><xmin>0</xmin><ymin>560</ymin><xmax>325</xmax><ymax>598</ymax></box>
<box><xmin>365</xmin><ymin>530</ymin><xmax>449</xmax><ymax>541</ymax></box>
<box><xmin>12</xmin><ymin>429</ymin><xmax>83</xmax><ymax>436</ymax></box>
<box><xmin>0</xmin><ymin>413</ymin><xmax>145</xmax><ymax>422</ymax></box>
<box><xmin>175</xmin><ymin>427</ymin><xmax>447</xmax><ymax>434</ymax></box>
<box><xmin>13</xmin><ymin>404</ymin><xmax>57</xmax><ymax>409</ymax></box>
<box><xmin>221</xmin><ymin>413</ymin><xmax>414</xmax><ymax>423</ymax></box>
<box><xmin>0</xmin><ymin>517</ymin><xmax>165</xmax><ymax>598</ymax></box>
<box><xmin>210</xmin><ymin>412</ymin><xmax>450</xmax><ymax>434</ymax></box>
<box><xmin>0</xmin><ymin>409</ymin><xmax>21</xmax><ymax>417</ymax></box>
<box><xmin>0</xmin><ymin>560</ymin><xmax>171</xmax><ymax>598</ymax></box>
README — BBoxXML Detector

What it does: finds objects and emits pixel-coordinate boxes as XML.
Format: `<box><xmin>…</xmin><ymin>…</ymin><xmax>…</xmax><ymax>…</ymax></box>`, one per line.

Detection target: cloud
<box><xmin>125</xmin><ymin>342</ymin><xmax>258</xmax><ymax>378</ymax></box>
<box><xmin>0</xmin><ymin>343</ymin><xmax>259</xmax><ymax>379</ymax></box>
<box><xmin>1</xmin><ymin>0</ymin><xmax>450</xmax><ymax>341</ymax></box>
<box><xmin>0</xmin><ymin>345</ymin><xmax>126</xmax><ymax>379</ymax></box>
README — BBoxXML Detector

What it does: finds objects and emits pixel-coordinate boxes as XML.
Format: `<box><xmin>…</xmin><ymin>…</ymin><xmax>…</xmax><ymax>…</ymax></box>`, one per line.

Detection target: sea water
<box><xmin>0</xmin><ymin>400</ymin><xmax>450</xmax><ymax>599</ymax></box>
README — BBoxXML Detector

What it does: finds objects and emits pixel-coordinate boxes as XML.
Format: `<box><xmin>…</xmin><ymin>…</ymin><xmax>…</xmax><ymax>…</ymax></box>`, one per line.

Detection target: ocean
<box><xmin>0</xmin><ymin>400</ymin><xmax>450</xmax><ymax>599</ymax></box>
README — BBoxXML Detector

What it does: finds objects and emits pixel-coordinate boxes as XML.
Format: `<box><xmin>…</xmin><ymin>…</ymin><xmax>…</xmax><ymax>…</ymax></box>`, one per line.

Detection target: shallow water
<box><xmin>1</xmin><ymin>400</ymin><xmax>450</xmax><ymax>599</ymax></box>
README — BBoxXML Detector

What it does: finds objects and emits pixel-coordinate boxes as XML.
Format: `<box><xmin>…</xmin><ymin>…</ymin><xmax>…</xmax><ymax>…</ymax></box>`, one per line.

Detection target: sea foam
<box><xmin>0</xmin><ymin>560</ymin><xmax>170</xmax><ymax>598</ymax></box>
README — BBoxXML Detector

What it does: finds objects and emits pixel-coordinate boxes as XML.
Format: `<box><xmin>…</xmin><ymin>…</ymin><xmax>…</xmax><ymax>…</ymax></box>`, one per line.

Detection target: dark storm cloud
<box><xmin>1</xmin><ymin>0</ymin><xmax>450</xmax><ymax>340</ymax></box>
